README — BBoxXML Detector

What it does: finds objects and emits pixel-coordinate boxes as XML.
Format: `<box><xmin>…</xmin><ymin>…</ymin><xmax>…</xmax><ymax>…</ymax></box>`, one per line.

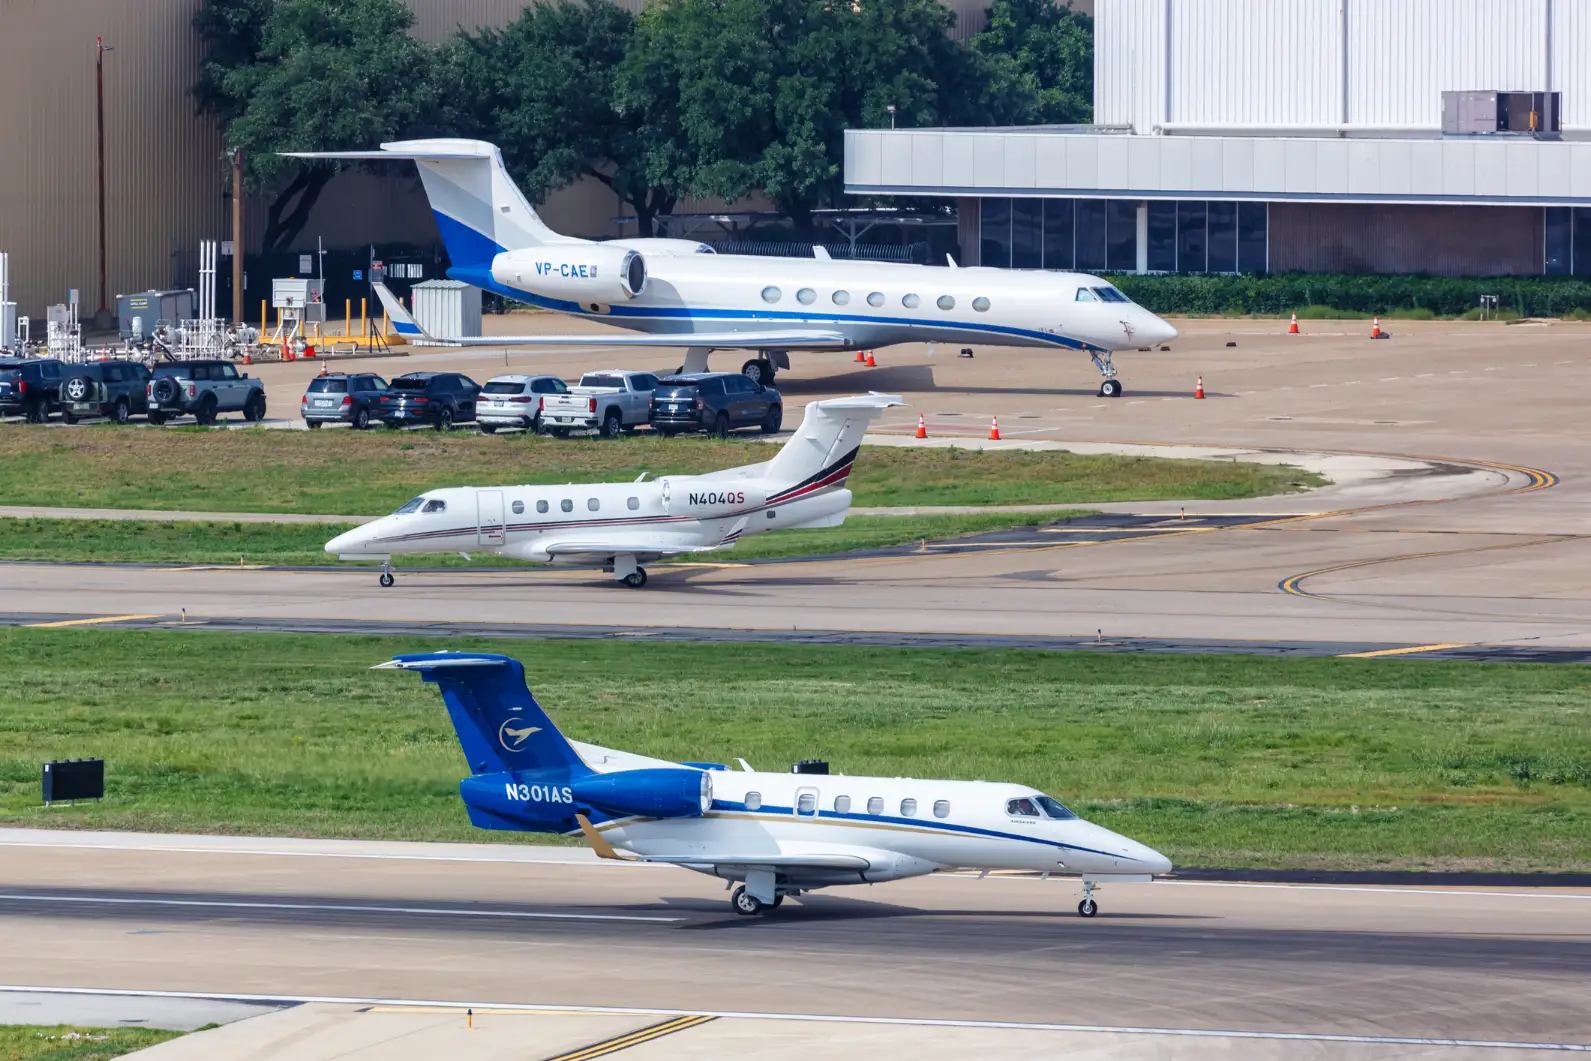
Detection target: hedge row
<box><xmin>1109</xmin><ymin>273</ymin><xmax>1591</xmax><ymax>318</ymax></box>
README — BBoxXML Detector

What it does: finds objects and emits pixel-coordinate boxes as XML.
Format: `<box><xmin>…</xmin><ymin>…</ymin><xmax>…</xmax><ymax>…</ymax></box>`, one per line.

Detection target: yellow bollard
<box><xmin>360</xmin><ymin>298</ymin><xmax>367</xmax><ymax>341</ymax></box>
<box><xmin>344</xmin><ymin>299</ymin><xmax>351</xmax><ymax>339</ymax></box>
<box><xmin>260</xmin><ymin>299</ymin><xmax>266</xmax><ymax>331</ymax></box>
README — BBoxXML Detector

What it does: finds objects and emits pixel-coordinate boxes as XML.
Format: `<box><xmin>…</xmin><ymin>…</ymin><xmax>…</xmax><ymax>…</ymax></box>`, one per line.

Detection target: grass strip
<box><xmin>0</xmin><ymin>512</ymin><xmax>1080</xmax><ymax>567</ymax></box>
<box><xmin>1</xmin><ymin>629</ymin><xmax>1587</xmax><ymax>872</ymax></box>
<box><xmin>0</xmin><ymin>1024</ymin><xmax>183</xmax><ymax>1061</ymax></box>
<box><xmin>0</xmin><ymin>425</ymin><xmax>1320</xmax><ymax>515</ymax></box>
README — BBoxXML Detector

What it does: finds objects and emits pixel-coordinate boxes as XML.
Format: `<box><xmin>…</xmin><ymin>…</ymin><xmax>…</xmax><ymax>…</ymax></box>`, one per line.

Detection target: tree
<box><xmin>436</xmin><ymin>0</ymin><xmax>676</xmax><ymax>237</ymax></box>
<box><xmin>193</xmin><ymin>0</ymin><xmax>439</xmax><ymax>252</ymax></box>
<box><xmin>616</xmin><ymin>0</ymin><xmax>1026</xmax><ymax>239</ymax></box>
<box><xmin>972</xmin><ymin>0</ymin><xmax>1093</xmax><ymax>125</ymax></box>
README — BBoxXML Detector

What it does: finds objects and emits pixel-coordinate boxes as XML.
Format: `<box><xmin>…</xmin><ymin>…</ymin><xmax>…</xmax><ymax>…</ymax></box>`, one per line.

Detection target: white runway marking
<box><xmin>1155</xmin><ymin>880</ymin><xmax>1591</xmax><ymax>902</ymax></box>
<box><xmin>0</xmin><ymin>892</ymin><xmax>681</xmax><ymax>923</ymax></box>
<box><xmin>0</xmin><ymin>987</ymin><xmax>1583</xmax><ymax>1052</ymax></box>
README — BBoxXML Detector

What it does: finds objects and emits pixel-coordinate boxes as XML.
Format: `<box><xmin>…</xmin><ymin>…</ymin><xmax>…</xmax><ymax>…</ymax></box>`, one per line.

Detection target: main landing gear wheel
<box><xmin>731</xmin><ymin>885</ymin><xmax>764</xmax><ymax>916</ymax></box>
<box><xmin>741</xmin><ymin>358</ymin><xmax>775</xmax><ymax>385</ymax></box>
<box><xmin>1078</xmin><ymin>898</ymin><xmax>1098</xmax><ymax>917</ymax></box>
<box><xmin>379</xmin><ymin>561</ymin><xmax>395</xmax><ymax>588</ymax></box>
<box><xmin>1099</xmin><ymin>379</ymin><xmax>1124</xmax><ymax>399</ymax></box>
<box><xmin>621</xmin><ymin>568</ymin><xmax>648</xmax><ymax>589</ymax></box>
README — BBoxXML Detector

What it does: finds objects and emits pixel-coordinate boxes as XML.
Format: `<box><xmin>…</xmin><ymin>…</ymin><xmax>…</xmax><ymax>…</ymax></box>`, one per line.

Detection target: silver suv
<box><xmin>146</xmin><ymin>360</ymin><xmax>267</xmax><ymax>425</ymax></box>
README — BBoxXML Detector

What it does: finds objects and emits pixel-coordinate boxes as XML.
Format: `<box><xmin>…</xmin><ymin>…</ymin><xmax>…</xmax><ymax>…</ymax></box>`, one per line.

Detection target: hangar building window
<box><xmin>979</xmin><ymin>197</ymin><xmax>1268</xmax><ymax>274</ymax></box>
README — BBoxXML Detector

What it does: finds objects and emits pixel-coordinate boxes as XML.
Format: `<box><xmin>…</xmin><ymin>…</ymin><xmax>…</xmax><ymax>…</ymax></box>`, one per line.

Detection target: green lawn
<box><xmin>0</xmin><ymin>511</ymin><xmax>1075</xmax><ymax>566</ymax></box>
<box><xmin>0</xmin><ymin>1025</ymin><xmax>181</xmax><ymax>1061</ymax></box>
<box><xmin>0</xmin><ymin>425</ymin><xmax>1320</xmax><ymax>515</ymax></box>
<box><xmin>2</xmin><ymin>629</ymin><xmax>1587</xmax><ymax>872</ymax></box>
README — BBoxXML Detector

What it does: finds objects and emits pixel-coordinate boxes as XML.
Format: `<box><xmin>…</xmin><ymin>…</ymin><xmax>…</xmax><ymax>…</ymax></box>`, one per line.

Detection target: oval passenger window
<box><xmin>587</xmin><ymin>498</ymin><xmax>600</xmax><ymax>511</ymax></box>
<box><xmin>761</xmin><ymin>286</ymin><xmax>781</xmax><ymax>303</ymax></box>
<box><xmin>972</xmin><ymin>297</ymin><xmax>990</xmax><ymax>312</ymax></box>
<box><xmin>934</xmin><ymin>800</ymin><xmax>951</xmax><ymax>818</ymax></box>
<box><xmin>900</xmin><ymin>798</ymin><xmax>918</xmax><ymax>817</ymax></box>
<box><xmin>797</xmin><ymin>793</ymin><xmax>816</xmax><ymax>813</ymax></box>
<box><xmin>627</xmin><ymin>496</ymin><xmax>640</xmax><ymax>510</ymax></box>
<box><xmin>834</xmin><ymin>795</ymin><xmax>851</xmax><ymax>813</ymax></box>
<box><xmin>867</xmin><ymin>292</ymin><xmax>885</xmax><ymax>307</ymax></box>
<box><xmin>937</xmin><ymin>295</ymin><xmax>955</xmax><ymax>310</ymax></box>
<box><xmin>797</xmin><ymin>288</ymin><xmax>816</xmax><ymax>304</ymax></box>
<box><xmin>745</xmin><ymin>791</ymin><xmax>762</xmax><ymax>811</ymax></box>
<box><xmin>511</xmin><ymin>500</ymin><xmax>524</xmax><ymax>514</ymax></box>
<box><xmin>832</xmin><ymin>291</ymin><xmax>850</xmax><ymax>305</ymax></box>
<box><xmin>866</xmin><ymin>796</ymin><xmax>884</xmax><ymax>815</ymax></box>
<box><xmin>560</xmin><ymin>499</ymin><xmax>573</xmax><ymax>513</ymax></box>
<box><xmin>902</xmin><ymin>293</ymin><xmax>920</xmax><ymax>308</ymax></box>
<box><xmin>537</xmin><ymin>500</ymin><xmax>549</xmax><ymax>514</ymax></box>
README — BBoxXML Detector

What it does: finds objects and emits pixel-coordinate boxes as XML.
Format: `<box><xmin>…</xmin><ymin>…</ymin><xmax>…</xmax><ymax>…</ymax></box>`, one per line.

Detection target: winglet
<box><xmin>812</xmin><ymin>246</ymin><xmax>832</xmax><ymax>261</ymax></box>
<box><xmin>371</xmin><ymin>283</ymin><xmax>433</xmax><ymax>343</ymax></box>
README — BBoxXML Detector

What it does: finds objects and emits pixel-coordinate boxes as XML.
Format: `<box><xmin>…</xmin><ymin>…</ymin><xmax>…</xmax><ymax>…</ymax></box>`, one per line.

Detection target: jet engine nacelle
<box><xmin>572</xmin><ymin>768</ymin><xmax>712</xmax><ymax>819</ymax></box>
<box><xmin>495</xmin><ymin>244</ymin><xmax>647</xmax><ymax>301</ymax></box>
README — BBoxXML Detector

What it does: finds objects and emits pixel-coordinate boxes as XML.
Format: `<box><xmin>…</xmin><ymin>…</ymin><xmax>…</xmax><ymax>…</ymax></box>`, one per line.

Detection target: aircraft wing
<box><xmin>372</xmin><ymin>283</ymin><xmax>846</xmax><ymax>350</ymax></box>
<box><xmin>632</xmin><ymin>853</ymin><xmax>873</xmax><ymax>870</ymax></box>
<box><xmin>541</xmin><ymin>540</ymin><xmax>725</xmax><ymax>558</ymax></box>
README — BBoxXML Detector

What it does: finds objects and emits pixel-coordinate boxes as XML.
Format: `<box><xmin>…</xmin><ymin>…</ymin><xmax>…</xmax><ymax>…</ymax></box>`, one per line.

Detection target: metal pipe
<box><xmin>232</xmin><ymin>148</ymin><xmax>245</xmax><ymax>324</ymax></box>
<box><xmin>95</xmin><ymin>37</ymin><xmax>109</xmax><ymax>319</ymax></box>
<box><xmin>1340</xmin><ymin>0</ymin><xmax>1350</xmax><ymax>125</ymax></box>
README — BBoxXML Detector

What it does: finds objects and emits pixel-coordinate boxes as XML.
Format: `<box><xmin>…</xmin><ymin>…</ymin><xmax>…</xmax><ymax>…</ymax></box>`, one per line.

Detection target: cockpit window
<box><xmin>1035</xmin><ymin>795</ymin><xmax>1077</xmax><ymax>820</ymax></box>
<box><xmin>1006</xmin><ymin>797</ymin><xmax>1040</xmax><ymax>817</ymax></box>
<box><xmin>1074</xmin><ymin>288</ymin><xmax>1099</xmax><ymax>302</ymax></box>
<box><xmin>422</xmin><ymin>499</ymin><xmax>447</xmax><ymax>513</ymax></box>
<box><xmin>1093</xmin><ymin>286</ymin><xmax>1130</xmax><ymax>303</ymax></box>
<box><xmin>394</xmin><ymin>497</ymin><xmax>425</xmax><ymax>514</ymax></box>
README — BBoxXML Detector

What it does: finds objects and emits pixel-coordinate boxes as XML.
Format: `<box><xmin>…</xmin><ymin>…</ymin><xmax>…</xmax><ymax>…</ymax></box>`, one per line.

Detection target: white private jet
<box><xmin>285</xmin><ymin>139</ymin><xmax>1178</xmax><ymax>397</ymax></box>
<box><xmin>324</xmin><ymin>392</ymin><xmax>900</xmax><ymax>587</ymax></box>
<box><xmin>380</xmin><ymin>651</ymin><xmax>1173</xmax><ymax>917</ymax></box>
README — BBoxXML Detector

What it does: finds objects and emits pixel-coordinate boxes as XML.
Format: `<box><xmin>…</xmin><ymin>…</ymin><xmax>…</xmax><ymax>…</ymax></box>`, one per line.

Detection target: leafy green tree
<box><xmin>193</xmin><ymin>0</ymin><xmax>438</xmax><ymax>251</ymax></box>
<box><xmin>972</xmin><ymin>0</ymin><xmax>1093</xmax><ymax>125</ymax></box>
<box><xmin>617</xmin><ymin>0</ymin><xmax>1016</xmax><ymax>238</ymax></box>
<box><xmin>436</xmin><ymin>0</ymin><xmax>676</xmax><ymax>237</ymax></box>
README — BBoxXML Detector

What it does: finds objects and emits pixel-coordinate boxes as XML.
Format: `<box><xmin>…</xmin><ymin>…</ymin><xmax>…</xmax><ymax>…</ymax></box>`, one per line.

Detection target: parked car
<box><xmin>146</xmin><ymin>360</ymin><xmax>267</xmax><ymax>425</ymax></box>
<box><xmin>0</xmin><ymin>357</ymin><xmax>65</xmax><ymax>422</ymax></box>
<box><xmin>300</xmin><ymin>372</ymin><xmax>387</xmax><ymax>430</ymax></box>
<box><xmin>476</xmin><ymin>373</ymin><xmax>569</xmax><ymax>434</ymax></box>
<box><xmin>59</xmin><ymin>360</ymin><xmax>153</xmax><ymax>424</ymax></box>
<box><xmin>650</xmin><ymin>372</ymin><xmax>783</xmax><ymax>437</ymax></box>
<box><xmin>377</xmin><ymin>372</ymin><xmax>480</xmax><ymax>431</ymax></box>
<box><xmin>541</xmin><ymin>370</ymin><xmax>660</xmax><ymax>438</ymax></box>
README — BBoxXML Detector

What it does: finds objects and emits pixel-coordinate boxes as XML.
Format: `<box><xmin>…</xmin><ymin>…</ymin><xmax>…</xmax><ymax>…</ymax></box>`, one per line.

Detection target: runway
<box><xmin>0</xmin><ymin>831</ymin><xmax>1587</xmax><ymax>1056</ymax></box>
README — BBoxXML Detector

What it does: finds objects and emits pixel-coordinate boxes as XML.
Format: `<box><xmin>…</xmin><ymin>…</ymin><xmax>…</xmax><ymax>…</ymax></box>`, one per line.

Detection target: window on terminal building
<box><xmin>1106</xmin><ymin>199</ymin><xmax>1137</xmax><ymax>271</ymax></box>
<box><xmin>1012</xmin><ymin>199</ymin><xmax>1043</xmax><ymax>268</ymax></box>
<box><xmin>1207</xmin><ymin>202</ymin><xmax>1238</xmax><ymax>272</ymax></box>
<box><xmin>1075</xmin><ymin>199</ymin><xmax>1107</xmax><ymax>271</ymax></box>
<box><xmin>980</xmin><ymin>197</ymin><xmax>1012</xmax><ymax>268</ymax></box>
<box><xmin>1545</xmin><ymin>208</ymin><xmax>1572</xmax><ymax>275</ymax></box>
<box><xmin>1147</xmin><ymin>201</ymin><xmax>1177</xmax><ymax>272</ymax></box>
<box><xmin>1573</xmin><ymin>207</ymin><xmax>1591</xmax><ymax>276</ymax></box>
<box><xmin>1177</xmin><ymin>201</ymin><xmax>1207</xmax><ymax>272</ymax></box>
<box><xmin>1043</xmin><ymin>198</ymin><xmax>1075</xmax><ymax>270</ymax></box>
<box><xmin>1237</xmin><ymin>202</ymin><xmax>1268</xmax><ymax>273</ymax></box>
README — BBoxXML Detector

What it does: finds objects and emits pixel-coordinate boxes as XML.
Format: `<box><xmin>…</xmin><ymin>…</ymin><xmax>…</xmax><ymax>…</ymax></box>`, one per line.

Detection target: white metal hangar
<box><xmin>845</xmin><ymin>0</ymin><xmax>1591</xmax><ymax>277</ymax></box>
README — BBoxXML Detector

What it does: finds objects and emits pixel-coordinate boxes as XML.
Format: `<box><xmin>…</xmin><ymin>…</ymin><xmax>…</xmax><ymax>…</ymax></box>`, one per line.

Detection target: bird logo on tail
<box><xmin>498</xmin><ymin>720</ymin><xmax>542</xmax><ymax>751</ymax></box>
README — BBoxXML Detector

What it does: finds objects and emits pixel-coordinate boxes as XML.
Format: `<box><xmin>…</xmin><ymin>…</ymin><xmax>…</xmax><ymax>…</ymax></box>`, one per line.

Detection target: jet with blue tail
<box><xmin>379</xmin><ymin>651</ymin><xmax>1173</xmax><ymax>917</ymax></box>
<box><xmin>284</xmin><ymin>139</ymin><xmax>1178</xmax><ymax>396</ymax></box>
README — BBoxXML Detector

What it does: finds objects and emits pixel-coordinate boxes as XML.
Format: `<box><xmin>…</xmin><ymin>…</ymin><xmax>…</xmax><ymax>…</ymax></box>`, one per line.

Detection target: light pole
<box><xmin>887</xmin><ymin>105</ymin><xmax>896</xmax><ymax>129</ymax></box>
<box><xmin>94</xmin><ymin>36</ymin><xmax>114</xmax><ymax>328</ymax></box>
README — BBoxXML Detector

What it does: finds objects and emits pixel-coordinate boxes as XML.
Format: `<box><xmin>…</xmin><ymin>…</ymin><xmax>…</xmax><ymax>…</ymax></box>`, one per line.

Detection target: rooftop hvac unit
<box><xmin>1442</xmin><ymin>91</ymin><xmax>1560</xmax><ymax>137</ymax></box>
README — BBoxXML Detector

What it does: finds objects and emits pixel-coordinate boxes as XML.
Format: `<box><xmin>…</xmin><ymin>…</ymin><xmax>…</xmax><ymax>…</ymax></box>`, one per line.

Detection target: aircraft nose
<box><xmin>1138</xmin><ymin>844</ymin><xmax>1173</xmax><ymax>876</ymax></box>
<box><xmin>324</xmin><ymin>527</ymin><xmax>359</xmax><ymax>555</ymax></box>
<box><xmin>1141</xmin><ymin>311</ymin><xmax>1179</xmax><ymax>345</ymax></box>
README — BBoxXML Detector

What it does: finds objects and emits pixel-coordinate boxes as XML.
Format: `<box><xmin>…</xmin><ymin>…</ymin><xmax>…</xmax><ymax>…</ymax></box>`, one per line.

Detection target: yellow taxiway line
<box><xmin>1336</xmin><ymin>643</ymin><xmax>1472</xmax><ymax>659</ymax></box>
<box><xmin>26</xmin><ymin>614</ymin><xmax>160</xmax><ymax>629</ymax></box>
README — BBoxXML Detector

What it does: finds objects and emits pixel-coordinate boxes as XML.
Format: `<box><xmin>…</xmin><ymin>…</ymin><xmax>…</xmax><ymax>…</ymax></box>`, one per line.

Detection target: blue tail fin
<box><xmin>376</xmin><ymin>653</ymin><xmax>587</xmax><ymax>777</ymax></box>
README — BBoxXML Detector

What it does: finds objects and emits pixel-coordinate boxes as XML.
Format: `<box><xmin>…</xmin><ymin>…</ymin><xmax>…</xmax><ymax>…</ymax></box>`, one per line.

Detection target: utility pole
<box><xmin>231</xmin><ymin>147</ymin><xmax>245</xmax><ymax>323</ymax></box>
<box><xmin>94</xmin><ymin>36</ymin><xmax>113</xmax><ymax>328</ymax></box>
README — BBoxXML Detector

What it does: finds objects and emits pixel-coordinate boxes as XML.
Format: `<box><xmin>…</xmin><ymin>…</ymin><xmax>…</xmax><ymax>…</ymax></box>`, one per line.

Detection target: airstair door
<box><xmin>478</xmin><ymin>490</ymin><xmax>506</xmax><ymax>546</ymax></box>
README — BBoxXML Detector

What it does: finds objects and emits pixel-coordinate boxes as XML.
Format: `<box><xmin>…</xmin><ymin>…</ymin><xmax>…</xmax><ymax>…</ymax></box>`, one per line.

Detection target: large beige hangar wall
<box><xmin>0</xmin><ymin>0</ymin><xmax>225</xmax><ymax>318</ymax></box>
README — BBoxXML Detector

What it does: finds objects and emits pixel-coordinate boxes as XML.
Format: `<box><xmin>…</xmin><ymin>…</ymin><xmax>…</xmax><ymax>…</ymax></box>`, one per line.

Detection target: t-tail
<box><xmin>762</xmin><ymin>394</ymin><xmax>902</xmax><ymax>519</ymax></box>
<box><xmin>374</xmin><ymin>652</ymin><xmax>590</xmax><ymax>832</ymax></box>
<box><xmin>283</xmin><ymin>139</ymin><xmax>584</xmax><ymax>280</ymax></box>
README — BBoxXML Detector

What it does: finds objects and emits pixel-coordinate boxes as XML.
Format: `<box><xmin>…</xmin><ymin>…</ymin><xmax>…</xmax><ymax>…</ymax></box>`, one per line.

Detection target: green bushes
<box><xmin>1111</xmin><ymin>273</ymin><xmax>1591</xmax><ymax>319</ymax></box>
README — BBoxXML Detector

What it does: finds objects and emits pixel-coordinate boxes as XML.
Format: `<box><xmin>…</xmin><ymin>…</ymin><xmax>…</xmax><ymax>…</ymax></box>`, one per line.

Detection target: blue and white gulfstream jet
<box><xmin>286</xmin><ymin>139</ymin><xmax>1178</xmax><ymax>396</ymax></box>
<box><xmin>380</xmin><ymin>652</ymin><xmax>1173</xmax><ymax>917</ymax></box>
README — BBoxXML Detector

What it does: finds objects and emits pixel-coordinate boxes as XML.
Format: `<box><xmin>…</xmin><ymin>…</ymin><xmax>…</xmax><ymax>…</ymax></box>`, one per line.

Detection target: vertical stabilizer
<box><xmin>763</xmin><ymin>394</ymin><xmax>902</xmax><ymax>502</ymax></box>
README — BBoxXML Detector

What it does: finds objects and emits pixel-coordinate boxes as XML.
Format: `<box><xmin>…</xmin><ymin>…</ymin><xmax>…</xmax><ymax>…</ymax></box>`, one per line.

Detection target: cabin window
<box><xmin>797</xmin><ymin>792</ymin><xmax>816</xmax><ymax>813</ymax></box>
<box><xmin>933</xmin><ymin>799</ymin><xmax>951</xmax><ymax>818</ymax></box>
<box><xmin>511</xmin><ymin>500</ymin><xmax>524</xmax><ymax>515</ymax></box>
<box><xmin>867</xmin><ymin>291</ymin><xmax>885</xmax><ymax>307</ymax></box>
<box><xmin>866</xmin><ymin>796</ymin><xmax>884</xmax><ymax>815</ymax></box>
<box><xmin>1006</xmin><ymin>797</ymin><xmax>1040</xmax><ymax>817</ymax></box>
<box><xmin>745</xmin><ymin>791</ymin><xmax>762</xmax><ymax>811</ymax></box>
<box><xmin>797</xmin><ymin>288</ymin><xmax>817</xmax><ymax>305</ymax></box>
<box><xmin>627</xmin><ymin>496</ymin><xmax>640</xmax><ymax>510</ymax></box>
<box><xmin>900</xmin><ymin>798</ymin><xmax>918</xmax><ymax>817</ymax></box>
<box><xmin>560</xmin><ymin>499</ymin><xmax>573</xmax><ymax>513</ymax></box>
<box><xmin>834</xmin><ymin>795</ymin><xmax>851</xmax><ymax>813</ymax></box>
<box><xmin>972</xmin><ymin>297</ymin><xmax>990</xmax><ymax>312</ymax></box>
<box><xmin>536</xmin><ymin>500</ymin><xmax>549</xmax><ymax>514</ymax></box>
<box><xmin>832</xmin><ymin>290</ymin><xmax>850</xmax><ymax>306</ymax></box>
<box><xmin>422</xmin><ymin>499</ymin><xmax>446</xmax><ymax>513</ymax></box>
<box><xmin>902</xmin><ymin>293</ymin><xmax>921</xmax><ymax>308</ymax></box>
<box><xmin>761</xmin><ymin>286</ymin><xmax>781</xmax><ymax>303</ymax></box>
<box><xmin>587</xmin><ymin>498</ymin><xmax>600</xmax><ymax>511</ymax></box>
<box><xmin>936</xmin><ymin>295</ymin><xmax>955</xmax><ymax>310</ymax></box>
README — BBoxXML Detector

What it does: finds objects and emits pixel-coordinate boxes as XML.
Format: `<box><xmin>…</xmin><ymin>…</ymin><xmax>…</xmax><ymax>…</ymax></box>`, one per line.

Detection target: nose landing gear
<box><xmin>1078</xmin><ymin>879</ymin><xmax>1099</xmax><ymax>917</ymax></box>
<box><xmin>378</xmin><ymin>560</ymin><xmax>395</xmax><ymax>588</ymax></box>
<box><xmin>1091</xmin><ymin>351</ymin><xmax>1125</xmax><ymax>398</ymax></box>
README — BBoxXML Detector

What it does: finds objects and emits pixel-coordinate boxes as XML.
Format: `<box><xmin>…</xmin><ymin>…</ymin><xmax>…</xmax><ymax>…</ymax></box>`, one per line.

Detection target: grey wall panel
<box><xmin>1507</xmin><ymin>145</ymin><xmax>1540</xmax><ymax>199</ymax></box>
<box><xmin>1252</xmin><ymin>139</ymin><xmax>1286</xmax><ymax>194</ymax></box>
<box><xmin>1036</xmin><ymin>136</ymin><xmax>1069</xmax><ymax>187</ymax></box>
<box><xmin>911</xmin><ymin>133</ymin><xmax>944</xmax><ymax>188</ymax></box>
<box><xmin>1442</xmin><ymin>141</ymin><xmax>1477</xmax><ymax>198</ymax></box>
<box><xmin>1188</xmin><ymin>138</ymin><xmax>1224</xmax><ymax>191</ymax></box>
<box><xmin>971</xmin><ymin>134</ymin><xmax>1006</xmax><ymax>188</ymax></box>
<box><xmin>881</xmin><ymin>133</ymin><xmax>915</xmax><ymax>188</ymax></box>
<box><xmin>1064</xmin><ymin>136</ymin><xmax>1100</xmax><ymax>189</ymax></box>
<box><xmin>1005</xmin><ymin>135</ymin><xmax>1038</xmax><ymax>190</ymax></box>
<box><xmin>1220</xmin><ymin>138</ymin><xmax>1253</xmax><ymax>193</ymax></box>
<box><xmin>1159</xmin><ymin>136</ymin><xmax>1192</xmax><ymax>191</ymax></box>
<box><xmin>1096</xmin><ymin>136</ymin><xmax>1132</xmax><ymax>190</ymax></box>
<box><xmin>1473</xmin><ymin>142</ymin><xmax>1508</xmax><ymax>198</ymax></box>
<box><xmin>1284</xmin><ymin>140</ymin><xmax>1318</xmax><ymax>194</ymax></box>
<box><xmin>943</xmin><ymin>133</ymin><xmax>975</xmax><ymax>189</ymax></box>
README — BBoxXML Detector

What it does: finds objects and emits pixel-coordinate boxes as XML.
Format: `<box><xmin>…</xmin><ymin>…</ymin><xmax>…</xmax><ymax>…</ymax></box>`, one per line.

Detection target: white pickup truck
<box><xmin>540</xmin><ymin>370</ymin><xmax>662</xmax><ymax>438</ymax></box>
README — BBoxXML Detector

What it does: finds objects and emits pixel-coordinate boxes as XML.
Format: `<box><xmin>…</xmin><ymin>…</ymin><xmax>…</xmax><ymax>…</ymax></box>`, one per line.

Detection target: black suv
<box><xmin>650</xmin><ymin>372</ymin><xmax>782</xmax><ymax>437</ymax></box>
<box><xmin>376</xmin><ymin>372</ymin><xmax>480</xmax><ymax>431</ymax></box>
<box><xmin>0</xmin><ymin>358</ymin><xmax>65</xmax><ymax>422</ymax></box>
<box><xmin>301</xmin><ymin>372</ymin><xmax>387</xmax><ymax>429</ymax></box>
<box><xmin>59</xmin><ymin>361</ymin><xmax>153</xmax><ymax>424</ymax></box>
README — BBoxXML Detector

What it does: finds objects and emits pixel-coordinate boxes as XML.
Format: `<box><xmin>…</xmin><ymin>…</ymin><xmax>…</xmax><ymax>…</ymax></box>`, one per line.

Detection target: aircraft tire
<box><xmin>1078</xmin><ymin>898</ymin><xmax>1098</xmax><ymax>917</ymax></box>
<box><xmin>713</xmin><ymin>412</ymin><xmax>730</xmax><ymax>439</ymax></box>
<box><xmin>621</xmin><ymin>568</ymin><xmax>648</xmax><ymax>589</ymax></box>
<box><xmin>731</xmin><ymin>885</ymin><xmax>763</xmax><ymax>916</ymax></box>
<box><xmin>1099</xmin><ymin>379</ymin><xmax>1124</xmax><ymax>399</ymax></box>
<box><xmin>379</xmin><ymin>572</ymin><xmax>395</xmax><ymax>588</ymax></box>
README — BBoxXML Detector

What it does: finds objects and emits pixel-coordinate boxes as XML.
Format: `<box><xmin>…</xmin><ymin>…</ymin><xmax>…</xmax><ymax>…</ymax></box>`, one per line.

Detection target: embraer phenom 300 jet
<box><xmin>286</xmin><ymin>139</ymin><xmax>1178</xmax><ymax>397</ymax></box>
<box><xmin>324</xmin><ymin>393</ymin><xmax>900</xmax><ymax>587</ymax></box>
<box><xmin>381</xmin><ymin>652</ymin><xmax>1173</xmax><ymax>917</ymax></box>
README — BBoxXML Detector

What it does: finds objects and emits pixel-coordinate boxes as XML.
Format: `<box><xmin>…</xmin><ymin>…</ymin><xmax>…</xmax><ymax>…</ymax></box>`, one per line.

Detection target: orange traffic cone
<box><xmin>242</xmin><ymin>349</ymin><xmax>251</xmax><ymax>365</ymax></box>
<box><xmin>319</xmin><ymin>361</ymin><xmax>328</xmax><ymax>376</ymax></box>
<box><xmin>1371</xmin><ymin>316</ymin><xmax>1383</xmax><ymax>339</ymax></box>
<box><xmin>854</xmin><ymin>350</ymin><xmax>866</xmax><ymax>363</ymax></box>
<box><xmin>1288</xmin><ymin>312</ymin><xmax>1299</xmax><ymax>335</ymax></box>
<box><xmin>865</xmin><ymin>350</ymin><xmax>877</xmax><ymax>367</ymax></box>
<box><xmin>1195</xmin><ymin>374</ymin><xmax>1205</xmax><ymax>399</ymax></box>
<box><xmin>915</xmin><ymin>414</ymin><xmax>927</xmax><ymax>439</ymax></box>
<box><xmin>988</xmin><ymin>416</ymin><xmax>1001</xmax><ymax>441</ymax></box>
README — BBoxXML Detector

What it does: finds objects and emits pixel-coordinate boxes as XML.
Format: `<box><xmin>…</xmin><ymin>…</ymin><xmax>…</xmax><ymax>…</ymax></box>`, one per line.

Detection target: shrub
<box><xmin>1111</xmin><ymin>273</ymin><xmax>1591</xmax><ymax>319</ymax></box>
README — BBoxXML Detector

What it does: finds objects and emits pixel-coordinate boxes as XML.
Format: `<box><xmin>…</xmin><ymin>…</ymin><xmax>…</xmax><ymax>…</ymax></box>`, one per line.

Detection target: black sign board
<box><xmin>43</xmin><ymin>759</ymin><xmax>104</xmax><ymax>804</ymax></box>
